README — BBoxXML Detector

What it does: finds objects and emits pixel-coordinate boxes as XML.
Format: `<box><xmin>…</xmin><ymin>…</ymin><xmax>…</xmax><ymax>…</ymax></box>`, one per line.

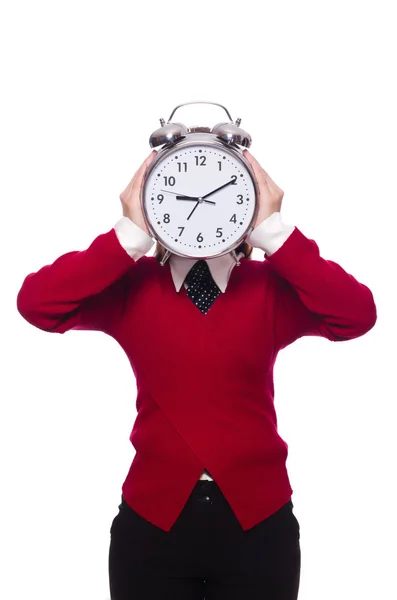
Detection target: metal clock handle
<box><xmin>166</xmin><ymin>101</ymin><xmax>235</xmax><ymax>125</ymax></box>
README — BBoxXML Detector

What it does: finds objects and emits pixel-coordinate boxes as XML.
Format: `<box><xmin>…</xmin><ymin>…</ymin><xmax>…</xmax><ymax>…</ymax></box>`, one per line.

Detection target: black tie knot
<box><xmin>185</xmin><ymin>260</ymin><xmax>212</xmax><ymax>288</ymax></box>
<box><xmin>184</xmin><ymin>260</ymin><xmax>221</xmax><ymax>314</ymax></box>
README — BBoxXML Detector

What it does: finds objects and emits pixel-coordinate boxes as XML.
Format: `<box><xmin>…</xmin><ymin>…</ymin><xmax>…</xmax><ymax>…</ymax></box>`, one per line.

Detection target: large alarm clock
<box><xmin>141</xmin><ymin>101</ymin><xmax>259</xmax><ymax>266</ymax></box>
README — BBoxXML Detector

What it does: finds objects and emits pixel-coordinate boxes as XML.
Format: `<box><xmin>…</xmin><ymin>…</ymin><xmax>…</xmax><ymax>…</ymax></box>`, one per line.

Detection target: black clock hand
<box><xmin>173</xmin><ymin>181</ymin><xmax>232</xmax><ymax>222</ymax></box>
<box><xmin>176</xmin><ymin>195</ymin><xmax>199</xmax><ymax>201</ymax></box>
<box><xmin>160</xmin><ymin>188</ymin><xmax>216</xmax><ymax>205</ymax></box>
<box><xmin>160</xmin><ymin>190</ymin><xmax>198</xmax><ymax>199</ymax></box>
<box><xmin>187</xmin><ymin>201</ymin><xmax>200</xmax><ymax>221</ymax></box>
<box><xmin>202</xmin><ymin>178</ymin><xmax>236</xmax><ymax>199</ymax></box>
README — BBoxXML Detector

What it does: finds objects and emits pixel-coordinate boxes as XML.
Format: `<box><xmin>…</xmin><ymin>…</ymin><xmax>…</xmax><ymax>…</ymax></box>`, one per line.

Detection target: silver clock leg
<box><xmin>230</xmin><ymin>250</ymin><xmax>241</xmax><ymax>266</ymax></box>
<box><xmin>160</xmin><ymin>250</ymin><xmax>172</xmax><ymax>266</ymax></box>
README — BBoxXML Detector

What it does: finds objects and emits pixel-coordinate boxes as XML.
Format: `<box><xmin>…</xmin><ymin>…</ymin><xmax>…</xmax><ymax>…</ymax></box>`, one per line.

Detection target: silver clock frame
<box><xmin>141</xmin><ymin>107</ymin><xmax>259</xmax><ymax>267</ymax></box>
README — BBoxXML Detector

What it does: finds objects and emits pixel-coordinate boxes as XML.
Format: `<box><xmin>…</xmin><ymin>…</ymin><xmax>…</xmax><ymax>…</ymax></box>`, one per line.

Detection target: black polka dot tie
<box><xmin>185</xmin><ymin>260</ymin><xmax>222</xmax><ymax>315</ymax></box>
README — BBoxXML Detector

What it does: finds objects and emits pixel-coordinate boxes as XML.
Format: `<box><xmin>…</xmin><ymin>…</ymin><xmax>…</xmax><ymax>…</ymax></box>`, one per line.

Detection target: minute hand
<box><xmin>201</xmin><ymin>179</ymin><xmax>236</xmax><ymax>199</ymax></box>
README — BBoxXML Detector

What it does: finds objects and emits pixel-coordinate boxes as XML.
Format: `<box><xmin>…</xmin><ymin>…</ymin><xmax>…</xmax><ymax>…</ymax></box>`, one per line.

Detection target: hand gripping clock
<box><xmin>141</xmin><ymin>101</ymin><xmax>259</xmax><ymax>266</ymax></box>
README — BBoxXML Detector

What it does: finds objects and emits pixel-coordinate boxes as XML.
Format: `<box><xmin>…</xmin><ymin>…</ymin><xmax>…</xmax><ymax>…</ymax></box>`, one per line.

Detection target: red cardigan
<box><xmin>16</xmin><ymin>226</ymin><xmax>377</xmax><ymax>531</ymax></box>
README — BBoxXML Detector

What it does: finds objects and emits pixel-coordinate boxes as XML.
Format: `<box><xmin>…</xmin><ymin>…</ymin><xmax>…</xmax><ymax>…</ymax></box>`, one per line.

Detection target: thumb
<box><xmin>145</xmin><ymin>149</ymin><xmax>157</xmax><ymax>167</ymax></box>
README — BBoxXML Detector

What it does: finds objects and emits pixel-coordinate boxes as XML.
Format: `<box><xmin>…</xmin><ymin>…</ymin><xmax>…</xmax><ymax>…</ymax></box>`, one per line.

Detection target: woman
<box><xmin>16</xmin><ymin>149</ymin><xmax>377</xmax><ymax>600</ymax></box>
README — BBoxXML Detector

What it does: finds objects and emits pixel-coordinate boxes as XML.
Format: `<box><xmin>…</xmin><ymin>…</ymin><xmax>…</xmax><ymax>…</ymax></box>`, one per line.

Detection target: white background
<box><xmin>1</xmin><ymin>1</ymin><xmax>395</xmax><ymax>599</ymax></box>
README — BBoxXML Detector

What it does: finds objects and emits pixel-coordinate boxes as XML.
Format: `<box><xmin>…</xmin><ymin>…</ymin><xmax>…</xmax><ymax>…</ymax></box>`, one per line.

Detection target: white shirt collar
<box><xmin>169</xmin><ymin>251</ymin><xmax>245</xmax><ymax>293</ymax></box>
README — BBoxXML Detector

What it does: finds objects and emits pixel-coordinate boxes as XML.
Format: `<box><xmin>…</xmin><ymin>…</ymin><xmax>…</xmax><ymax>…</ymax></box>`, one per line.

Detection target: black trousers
<box><xmin>109</xmin><ymin>479</ymin><xmax>301</xmax><ymax>600</ymax></box>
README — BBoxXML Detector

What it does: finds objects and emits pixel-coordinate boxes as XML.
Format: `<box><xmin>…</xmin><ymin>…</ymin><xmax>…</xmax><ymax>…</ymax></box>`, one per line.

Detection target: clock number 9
<box><xmin>157</xmin><ymin>194</ymin><xmax>164</xmax><ymax>203</ymax></box>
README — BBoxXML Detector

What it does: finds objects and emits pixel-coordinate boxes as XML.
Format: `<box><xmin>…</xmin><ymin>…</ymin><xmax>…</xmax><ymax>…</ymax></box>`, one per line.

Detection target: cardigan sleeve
<box><xmin>262</xmin><ymin>226</ymin><xmax>377</xmax><ymax>349</ymax></box>
<box><xmin>16</xmin><ymin>226</ymin><xmax>148</xmax><ymax>334</ymax></box>
<box><xmin>246</xmin><ymin>212</ymin><xmax>295</xmax><ymax>254</ymax></box>
<box><xmin>114</xmin><ymin>216</ymin><xmax>155</xmax><ymax>257</ymax></box>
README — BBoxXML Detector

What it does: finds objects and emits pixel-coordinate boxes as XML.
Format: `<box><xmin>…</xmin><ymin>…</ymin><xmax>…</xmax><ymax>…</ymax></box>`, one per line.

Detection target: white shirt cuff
<box><xmin>114</xmin><ymin>216</ymin><xmax>155</xmax><ymax>260</ymax></box>
<box><xmin>246</xmin><ymin>212</ymin><xmax>295</xmax><ymax>255</ymax></box>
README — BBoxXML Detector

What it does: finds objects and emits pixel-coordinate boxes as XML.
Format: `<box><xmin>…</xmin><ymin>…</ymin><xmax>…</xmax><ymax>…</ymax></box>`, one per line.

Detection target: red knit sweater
<box><xmin>16</xmin><ymin>226</ymin><xmax>377</xmax><ymax>531</ymax></box>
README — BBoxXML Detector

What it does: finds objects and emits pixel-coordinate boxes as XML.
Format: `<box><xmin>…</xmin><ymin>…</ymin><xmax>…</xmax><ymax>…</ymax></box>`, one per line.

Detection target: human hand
<box><xmin>243</xmin><ymin>150</ymin><xmax>284</xmax><ymax>228</ymax></box>
<box><xmin>119</xmin><ymin>150</ymin><xmax>157</xmax><ymax>234</ymax></box>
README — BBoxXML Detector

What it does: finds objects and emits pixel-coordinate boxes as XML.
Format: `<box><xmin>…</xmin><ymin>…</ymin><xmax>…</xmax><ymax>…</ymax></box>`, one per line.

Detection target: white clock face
<box><xmin>142</xmin><ymin>143</ymin><xmax>257</xmax><ymax>258</ymax></box>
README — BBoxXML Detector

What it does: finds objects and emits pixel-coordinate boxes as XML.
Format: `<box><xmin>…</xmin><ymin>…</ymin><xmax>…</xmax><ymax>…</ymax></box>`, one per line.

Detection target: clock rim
<box><xmin>141</xmin><ymin>135</ymin><xmax>259</xmax><ymax>260</ymax></box>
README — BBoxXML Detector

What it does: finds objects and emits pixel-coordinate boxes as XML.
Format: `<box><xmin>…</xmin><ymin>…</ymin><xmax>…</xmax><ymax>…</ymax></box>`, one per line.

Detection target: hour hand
<box><xmin>160</xmin><ymin>189</ymin><xmax>214</xmax><ymax>204</ymax></box>
<box><xmin>160</xmin><ymin>189</ymin><xmax>199</xmax><ymax>201</ymax></box>
<box><xmin>176</xmin><ymin>194</ymin><xmax>199</xmax><ymax>201</ymax></box>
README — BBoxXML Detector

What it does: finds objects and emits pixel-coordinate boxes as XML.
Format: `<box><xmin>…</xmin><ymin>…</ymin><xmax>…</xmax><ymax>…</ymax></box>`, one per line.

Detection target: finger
<box><xmin>243</xmin><ymin>149</ymin><xmax>254</xmax><ymax>167</ymax></box>
<box><xmin>132</xmin><ymin>150</ymin><xmax>157</xmax><ymax>193</ymax></box>
<box><xmin>243</xmin><ymin>149</ymin><xmax>267</xmax><ymax>183</ymax></box>
<box><xmin>134</xmin><ymin>150</ymin><xmax>157</xmax><ymax>180</ymax></box>
<box><xmin>120</xmin><ymin>151</ymin><xmax>155</xmax><ymax>198</ymax></box>
<box><xmin>140</xmin><ymin>149</ymin><xmax>157</xmax><ymax>171</ymax></box>
<box><xmin>145</xmin><ymin>149</ymin><xmax>157</xmax><ymax>166</ymax></box>
<box><xmin>244</xmin><ymin>149</ymin><xmax>276</xmax><ymax>185</ymax></box>
<box><xmin>243</xmin><ymin>149</ymin><xmax>263</xmax><ymax>173</ymax></box>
